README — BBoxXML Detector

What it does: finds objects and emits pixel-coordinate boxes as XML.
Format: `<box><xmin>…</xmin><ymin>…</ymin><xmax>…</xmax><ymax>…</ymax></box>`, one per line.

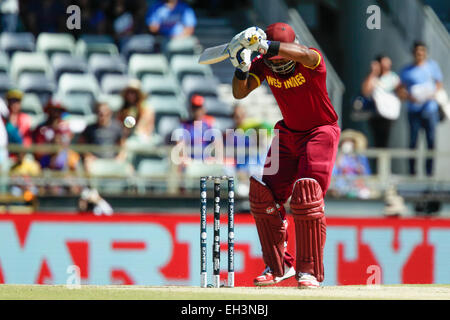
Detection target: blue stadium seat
<box><xmin>51</xmin><ymin>53</ymin><xmax>88</xmax><ymax>82</ymax></box>
<box><xmin>0</xmin><ymin>32</ymin><xmax>35</xmax><ymax>58</ymax></box>
<box><xmin>88</xmin><ymin>53</ymin><xmax>127</xmax><ymax>83</ymax></box>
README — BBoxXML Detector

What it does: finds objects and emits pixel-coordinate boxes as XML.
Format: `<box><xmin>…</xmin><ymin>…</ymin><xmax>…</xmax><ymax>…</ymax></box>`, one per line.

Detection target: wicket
<box><xmin>200</xmin><ymin>175</ymin><xmax>235</xmax><ymax>288</ymax></box>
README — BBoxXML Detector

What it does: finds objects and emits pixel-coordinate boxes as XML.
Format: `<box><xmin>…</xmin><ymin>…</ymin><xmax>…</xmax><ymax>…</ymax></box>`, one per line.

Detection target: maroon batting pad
<box><xmin>290</xmin><ymin>178</ymin><xmax>326</xmax><ymax>282</ymax></box>
<box><xmin>249</xmin><ymin>176</ymin><xmax>286</xmax><ymax>277</ymax></box>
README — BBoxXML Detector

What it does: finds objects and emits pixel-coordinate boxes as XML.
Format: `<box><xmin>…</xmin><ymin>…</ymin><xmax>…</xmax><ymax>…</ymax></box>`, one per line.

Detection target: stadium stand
<box><xmin>128</xmin><ymin>53</ymin><xmax>170</xmax><ymax>79</ymax></box>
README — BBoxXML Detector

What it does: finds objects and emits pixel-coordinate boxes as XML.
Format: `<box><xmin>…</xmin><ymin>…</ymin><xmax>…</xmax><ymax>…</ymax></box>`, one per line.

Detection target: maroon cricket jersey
<box><xmin>248</xmin><ymin>48</ymin><xmax>338</xmax><ymax>132</ymax></box>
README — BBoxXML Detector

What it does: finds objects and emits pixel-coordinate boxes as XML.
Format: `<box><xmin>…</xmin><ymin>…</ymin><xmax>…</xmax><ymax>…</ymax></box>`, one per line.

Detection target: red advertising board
<box><xmin>0</xmin><ymin>213</ymin><xmax>449</xmax><ymax>286</ymax></box>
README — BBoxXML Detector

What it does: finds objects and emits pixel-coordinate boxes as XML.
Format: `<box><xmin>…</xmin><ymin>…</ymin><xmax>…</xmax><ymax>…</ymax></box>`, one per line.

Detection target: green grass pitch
<box><xmin>0</xmin><ymin>284</ymin><xmax>449</xmax><ymax>300</ymax></box>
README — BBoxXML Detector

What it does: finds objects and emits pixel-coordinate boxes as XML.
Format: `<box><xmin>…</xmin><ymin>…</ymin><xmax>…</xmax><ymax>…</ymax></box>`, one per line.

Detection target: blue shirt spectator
<box><xmin>146</xmin><ymin>0</ymin><xmax>196</xmax><ymax>38</ymax></box>
<box><xmin>400</xmin><ymin>59</ymin><xmax>443</xmax><ymax>114</ymax></box>
<box><xmin>398</xmin><ymin>41</ymin><xmax>444</xmax><ymax>176</ymax></box>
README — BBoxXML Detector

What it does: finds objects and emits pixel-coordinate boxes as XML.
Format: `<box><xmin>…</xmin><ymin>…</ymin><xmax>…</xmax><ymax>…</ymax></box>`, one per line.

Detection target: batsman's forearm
<box><xmin>232</xmin><ymin>76</ymin><xmax>251</xmax><ymax>99</ymax></box>
<box><xmin>271</xmin><ymin>42</ymin><xmax>319</xmax><ymax>68</ymax></box>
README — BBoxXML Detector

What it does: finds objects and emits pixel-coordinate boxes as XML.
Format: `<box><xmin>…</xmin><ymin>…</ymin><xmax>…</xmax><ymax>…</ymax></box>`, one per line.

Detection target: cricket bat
<box><xmin>198</xmin><ymin>35</ymin><xmax>259</xmax><ymax>65</ymax></box>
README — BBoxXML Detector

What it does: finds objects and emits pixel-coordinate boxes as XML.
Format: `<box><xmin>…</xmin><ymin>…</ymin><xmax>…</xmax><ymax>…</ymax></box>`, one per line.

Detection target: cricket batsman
<box><xmin>229</xmin><ymin>23</ymin><xmax>340</xmax><ymax>288</ymax></box>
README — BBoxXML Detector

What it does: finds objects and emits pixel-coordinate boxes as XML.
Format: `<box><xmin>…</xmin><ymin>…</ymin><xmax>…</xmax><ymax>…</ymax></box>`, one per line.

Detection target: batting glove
<box><xmin>228</xmin><ymin>45</ymin><xmax>252</xmax><ymax>72</ymax></box>
<box><xmin>230</xmin><ymin>26</ymin><xmax>266</xmax><ymax>51</ymax></box>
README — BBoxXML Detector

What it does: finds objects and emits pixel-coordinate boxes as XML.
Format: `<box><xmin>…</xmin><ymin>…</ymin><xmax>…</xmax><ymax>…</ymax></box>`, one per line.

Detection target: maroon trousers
<box><xmin>262</xmin><ymin>120</ymin><xmax>340</xmax><ymax>268</ymax></box>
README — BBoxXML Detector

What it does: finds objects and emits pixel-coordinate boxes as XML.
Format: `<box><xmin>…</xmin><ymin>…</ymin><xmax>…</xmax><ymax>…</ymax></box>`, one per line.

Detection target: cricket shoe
<box><xmin>297</xmin><ymin>273</ymin><xmax>320</xmax><ymax>289</ymax></box>
<box><xmin>253</xmin><ymin>265</ymin><xmax>296</xmax><ymax>286</ymax></box>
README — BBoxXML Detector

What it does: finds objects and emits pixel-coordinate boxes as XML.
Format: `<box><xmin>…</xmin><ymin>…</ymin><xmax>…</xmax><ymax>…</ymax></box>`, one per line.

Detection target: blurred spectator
<box><xmin>227</xmin><ymin>104</ymin><xmax>272</xmax><ymax>195</ymax></box>
<box><xmin>9</xmin><ymin>153</ymin><xmax>41</xmax><ymax>177</ymax></box>
<box><xmin>78</xmin><ymin>187</ymin><xmax>113</xmax><ymax>216</ymax></box>
<box><xmin>1</xmin><ymin>0</ymin><xmax>19</xmax><ymax>32</ymax></box>
<box><xmin>146</xmin><ymin>0</ymin><xmax>196</xmax><ymax>38</ymax></box>
<box><xmin>0</xmin><ymin>99</ymin><xmax>9</xmax><ymax>181</ymax></box>
<box><xmin>176</xmin><ymin>94</ymin><xmax>219</xmax><ymax>160</ymax></box>
<box><xmin>330</xmin><ymin>129</ymin><xmax>372</xmax><ymax>199</ymax></box>
<box><xmin>397</xmin><ymin>41</ymin><xmax>444</xmax><ymax>176</ymax></box>
<box><xmin>118</xmin><ymin>79</ymin><xmax>155</xmax><ymax>140</ymax></box>
<box><xmin>361</xmin><ymin>55</ymin><xmax>401</xmax><ymax>148</ymax></box>
<box><xmin>23</xmin><ymin>0</ymin><xmax>66</xmax><ymax>35</ymax></box>
<box><xmin>113</xmin><ymin>0</ymin><xmax>135</xmax><ymax>40</ymax></box>
<box><xmin>80</xmin><ymin>102</ymin><xmax>126</xmax><ymax>170</ymax></box>
<box><xmin>4</xmin><ymin>89</ymin><xmax>32</xmax><ymax>146</ymax></box>
<box><xmin>39</xmin><ymin>130</ymin><xmax>80</xmax><ymax>172</ymax></box>
<box><xmin>33</xmin><ymin>100</ymin><xmax>72</xmax><ymax>166</ymax></box>
<box><xmin>79</xmin><ymin>0</ymin><xmax>110</xmax><ymax>35</ymax></box>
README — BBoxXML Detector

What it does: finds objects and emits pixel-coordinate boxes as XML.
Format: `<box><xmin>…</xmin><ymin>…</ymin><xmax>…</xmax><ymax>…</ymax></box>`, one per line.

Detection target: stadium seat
<box><xmin>97</xmin><ymin>93</ymin><xmax>124</xmax><ymax>113</ymax></box>
<box><xmin>0</xmin><ymin>52</ymin><xmax>9</xmax><ymax>74</ymax></box>
<box><xmin>181</xmin><ymin>75</ymin><xmax>219</xmax><ymax>99</ymax></box>
<box><xmin>128</xmin><ymin>54</ymin><xmax>169</xmax><ymax>79</ymax></box>
<box><xmin>75</xmin><ymin>39</ymin><xmax>119</xmax><ymax>60</ymax></box>
<box><xmin>203</xmin><ymin>97</ymin><xmax>232</xmax><ymax>116</ymax></box>
<box><xmin>79</xmin><ymin>34</ymin><xmax>115</xmax><ymax>44</ymax></box>
<box><xmin>10</xmin><ymin>52</ymin><xmax>51</xmax><ymax>82</ymax></box>
<box><xmin>141</xmin><ymin>74</ymin><xmax>180</xmax><ymax>97</ymax></box>
<box><xmin>20</xmin><ymin>94</ymin><xmax>46</xmax><ymax>129</ymax></box>
<box><xmin>89</xmin><ymin>159</ymin><xmax>134</xmax><ymax>177</ymax></box>
<box><xmin>148</xmin><ymin>95</ymin><xmax>187</xmax><ymax>117</ymax></box>
<box><xmin>184</xmin><ymin>160</ymin><xmax>228</xmax><ymax>189</ymax></box>
<box><xmin>51</xmin><ymin>53</ymin><xmax>88</xmax><ymax>82</ymax></box>
<box><xmin>101</xmin><ymin>74</ymin><xmax>131</xmax><ymax>95</ymax></box>
<box><xmin>0</xmin><ymin>32</ymin><xmax>35</xmax><ymax>57</ymax></box>
<box><xmin>88</xmin><ymin>159</ymin><xmax>134</xmax><ymax>193</ymax></box>
<box><xmin>18</xmin><ymin>74</ymin><xmax>56</xmax><ymax>106</ymax></box>
<box><xmin>0</xmin><ymin>74</ymin><xmax>13</xmax><ymax>97</ymax></box>
<box><xmin>20</xmin><ymin>93</ymin><xmax>43</xmax><ymax>114</ymax></box>
<box><xmin>170</xmin><ymin>55</ymin><xmax>213</xmax><ymax>82</ymax></box>
<box><xmin>121</xmin><ymin>34</ymin><xmax>157</xmax><ymax>61</ymax></box>
<box><xmin>163</xmin><ymin>36</ymin><xmax>202</xmax><ymax>60</ymax></box>
<box><xmin>57</xmin><ymin>73</ymin><xmax>100</xmax><ymax>101</ymax></box>
<box><xmin>58</xmin><ymin>93</ymin><xmax>95</xmax><ymax>116</ymax></box>
<box><xmin>137</xmin><ymin>157</ymin><xmax>169</xmax><ymax>176</ymax></box>
<box><xmin>88</xmin><ymin>53</ymin><xmax>127</xmax><ymax>83</ymax></box>
<box><xmin>155</xmin><ymin>112</ymin><xmax>182</xmax><ymax>143</ymax></box>
<box><xmin>135</xmin><ymin>157</ymin><xmax>170</xmax><ymax>192</ymax></box>
<box><xmin>58</xmin><ymin>93</ymin><xmax>96</xmax><ymax>133</ymax></box>
<box><xmin>36</xmin><ymin>33</ymin><xmax>76</xmax><ymax>58</ymax></box>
